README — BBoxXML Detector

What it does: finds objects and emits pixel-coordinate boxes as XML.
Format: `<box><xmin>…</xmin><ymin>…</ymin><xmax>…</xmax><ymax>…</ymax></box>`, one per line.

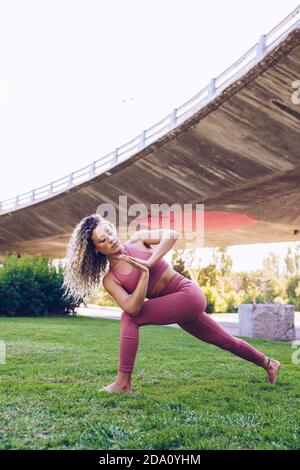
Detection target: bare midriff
<box><xmin>110</xmin><ymin>240</ymin><xmax>178</xmax><ymax>298</ymax></box>
<box><xmin>148</xmin><ymin>265</ymin><xmax>177</xmax><ymax>298</ymax></box>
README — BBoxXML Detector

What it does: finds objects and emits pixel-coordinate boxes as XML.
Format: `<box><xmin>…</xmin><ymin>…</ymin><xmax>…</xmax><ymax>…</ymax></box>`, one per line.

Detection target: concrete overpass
<box><xmin>0</xmin><ymin>8</ymin><xmax>300</xmax><ymax>259</ymax></box>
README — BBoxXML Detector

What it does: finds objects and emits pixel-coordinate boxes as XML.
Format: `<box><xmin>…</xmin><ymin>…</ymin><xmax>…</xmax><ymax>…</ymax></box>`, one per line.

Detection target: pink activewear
<box><xmin>109</xmin><ymin>241</ymin><xmax>267</xmax><ymax>373</ymax></box>
<box><xmin>109</xmin><ymin>240</ymin><xmax>170</xmax><ymax>298</ymax></box>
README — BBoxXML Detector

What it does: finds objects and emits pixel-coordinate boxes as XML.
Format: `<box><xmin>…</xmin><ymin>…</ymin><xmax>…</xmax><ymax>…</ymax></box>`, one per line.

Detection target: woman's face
<box><xmin>91</xmin><ymin>222</ymin><xmax>121</xmax><ymax>255</ymax></box>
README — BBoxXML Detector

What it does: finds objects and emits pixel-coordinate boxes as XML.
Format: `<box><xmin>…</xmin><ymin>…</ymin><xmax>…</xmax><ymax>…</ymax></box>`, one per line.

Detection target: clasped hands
<box><xmin>118</xmin><ymin>253</ymin><xmax>153</xmax><ymax>271</ymax></box>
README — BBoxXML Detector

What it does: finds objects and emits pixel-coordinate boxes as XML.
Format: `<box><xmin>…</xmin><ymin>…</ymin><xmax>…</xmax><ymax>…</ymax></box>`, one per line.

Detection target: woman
<box><xmin>62</xmin><ymin>213</ymin><xmax>281</xmax><ymax>394</ymax></box>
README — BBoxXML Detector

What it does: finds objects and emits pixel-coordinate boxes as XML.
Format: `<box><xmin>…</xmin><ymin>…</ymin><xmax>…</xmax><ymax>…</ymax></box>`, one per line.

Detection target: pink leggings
<box><xmin>118</xmin><ymin>272</ymin><xmax>267</xmax><ymax>373</ymax></box>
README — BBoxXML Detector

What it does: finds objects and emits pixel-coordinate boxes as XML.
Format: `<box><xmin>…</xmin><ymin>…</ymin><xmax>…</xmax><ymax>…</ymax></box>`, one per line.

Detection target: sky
<box><xmin>0</xmin><ymin>0</ymin><xmax>299</xmax><ymax>270</ymax></box>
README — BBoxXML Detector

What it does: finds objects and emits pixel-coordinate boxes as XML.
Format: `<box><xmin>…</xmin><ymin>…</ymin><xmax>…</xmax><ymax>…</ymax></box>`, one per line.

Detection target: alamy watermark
<box><xmin>291</xmin><ymin>340</ymin><xmax>300</xmax><ymax>365</ymax></box>
<box><xmin>95</xmin><ymin>197</ymin><xmax>205</xmax><ymax>250</ymax></box>
<box><xmin>291</xmin><ymin>80</ymin><xmax>300</xmax><ymax>105</ymax></box>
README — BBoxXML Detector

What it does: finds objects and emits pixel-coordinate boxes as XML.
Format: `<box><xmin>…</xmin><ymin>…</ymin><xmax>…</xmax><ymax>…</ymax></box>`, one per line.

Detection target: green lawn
<box><xmin>0</xmin><ymin>316</ymin><xmax>299</xmax><ymax>450</ymax></box>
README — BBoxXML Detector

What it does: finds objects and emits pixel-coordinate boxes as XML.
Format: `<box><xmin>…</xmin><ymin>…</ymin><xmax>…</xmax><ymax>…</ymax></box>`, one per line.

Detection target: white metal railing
<box><xmin>1</xmin><ymin>5</ymin><xmax>299</xmax><ymax>215</ymax></box>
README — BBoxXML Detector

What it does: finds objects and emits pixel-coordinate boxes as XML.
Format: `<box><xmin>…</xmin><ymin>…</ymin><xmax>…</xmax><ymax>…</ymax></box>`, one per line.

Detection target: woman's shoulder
<box><xmin>103</xmin><ymin>268</ymin><xmax>122</xmax><ymax>286</ymax></box>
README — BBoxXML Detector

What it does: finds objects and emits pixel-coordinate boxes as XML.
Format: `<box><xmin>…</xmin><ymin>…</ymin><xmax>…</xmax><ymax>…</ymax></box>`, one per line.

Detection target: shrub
<box><xmin>201</xmin><ymin>286</ymin><xmax>217</xmax><ymax>313</ymax></box>
<box><xmin>0</xmin><ymin>253</ymin><xmax>81</xmax><ymax>316</ymax></box>
<box><xmin>285</xmin><ymin>275</ymin><xmax>300</xmax><ymax>311</ymax></box>
<box><xmin>273</xmin><ymin>296</ymin><xmax>289</xmax><ymax>304</ymax></box>
<box><xmin>224</xmin><ymin>291</ymin><xmax>240</xmax><ymax>313</ymax></box>
<box><xmin>87</xmin><ymin>286</ymin><xmax>118</xmax><ymax>307</ymax></box>
<box><xmin>99</xmin><ymin>289</ymin><xmax>119</xmax><ymax>307</ymax></box>
<box><xmin>240</xmin><ymin>292</ymin><xmax>264</xmax><ymax>304</ymax></box>
<box><xmin>215</xmin><ymin>294</ymin><xmax>227</xmax><ymax>313</ymax></box>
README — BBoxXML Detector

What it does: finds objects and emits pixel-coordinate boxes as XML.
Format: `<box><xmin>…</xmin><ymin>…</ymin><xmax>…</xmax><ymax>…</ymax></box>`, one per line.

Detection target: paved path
<box><xmin>74</xmin><ymin>304</ymin><xmax>300</xmax><ymax>341</ymax></box>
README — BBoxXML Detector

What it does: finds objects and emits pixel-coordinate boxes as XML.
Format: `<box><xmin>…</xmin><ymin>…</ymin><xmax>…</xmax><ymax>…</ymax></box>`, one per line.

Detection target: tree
<box><xmin>259</xmin><ymin>272</ymin><xmax>283</xmax><ymax>303</ymax></box>
<box><xmin>197</xmin><ymin>264</ymin><xmax>219</xmax><ymax>287</ymax></box>
<box><xmin>183</xmin><ymin>249</ymin><xmax>202</xmax><ymax>271</ymax></box>
<box><xmin>295</xmin><ymin>243</ymin><xmax>300</xmax><ymax>275</ymax></box>
<box><xmin>285</xmin><ymin>275</ymin><xmax>300</xmax><ymax>310</ymax></box>
<box><xmin>179</xmin><ymin>248</ymin><xmax>202</xmax><ymax>282</ymax></box>
<box><xmin>262</xmin><ymin>251</ymin><xmax>280</xmax><ymax>279</ymax></box>
<box><xmin>239</xmin><ymin>271</ymin><xmax>263</xmax><ymax>304</ymax></box>
<box><xmin>171</xmin><ymin>249</ymin><xmax>191</xmax><ymax>279</ymax></box>
<box><xmin>212</xmin><ymin>247</ymin><xmax>233</xmax><ymax>277</ymax></box>
<box><xmin>284</xmin><ymin>246</ymin><xmax>296</xmax><ymax>276</ymax></box>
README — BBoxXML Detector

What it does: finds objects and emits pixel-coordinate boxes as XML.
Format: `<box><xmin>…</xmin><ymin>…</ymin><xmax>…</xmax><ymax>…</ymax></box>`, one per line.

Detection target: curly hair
<box><xmin>61</xmin><ymin>213</ymin><xmax>114</xmax><ymax>304</ymax></box>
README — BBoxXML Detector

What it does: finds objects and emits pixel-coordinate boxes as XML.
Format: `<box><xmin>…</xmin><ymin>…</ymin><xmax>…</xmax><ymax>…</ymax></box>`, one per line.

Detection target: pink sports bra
<box><xmin>109</xmin><ymin>240</ymin><xmax>171</xmax><ymax>298</ymax></box>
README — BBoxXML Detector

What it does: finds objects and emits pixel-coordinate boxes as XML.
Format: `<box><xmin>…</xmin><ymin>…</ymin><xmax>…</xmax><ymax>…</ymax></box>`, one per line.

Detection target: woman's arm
<box><xmin>103</xmin><ymin>271</ymin><xmax>149</xmax><ymax>317</ymax></box>
<box><xmin>128</xmin><ymin>270</ymin><xmax>149</xmax><ymax>315</ymax></box>
<box><xmin>132</xmin><ymin>229</ymin><xmax>180</xmax><ymax>267</ymax></box>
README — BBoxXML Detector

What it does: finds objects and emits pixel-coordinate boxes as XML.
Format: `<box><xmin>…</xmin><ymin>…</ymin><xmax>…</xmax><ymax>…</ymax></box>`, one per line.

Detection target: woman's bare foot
<box><xmin>264</xmin><ymin>358</ymin><xmax>281</xmax><ymax>384</ymax></box>
<box><xmin>99</xmin><ymin>381</ymin><xmax>133</xmax><ymax>394</ymax></box>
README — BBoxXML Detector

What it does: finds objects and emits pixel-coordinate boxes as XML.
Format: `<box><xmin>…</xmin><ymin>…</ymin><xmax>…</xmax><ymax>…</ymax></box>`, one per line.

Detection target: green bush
<box><xmin>285</xmin><ymin>275</ymin><xmax>300</xmax><ymax>311</ymax></box>
<box><xmin>201</xmin><ymin>286</ymin><xmax>217</xmax><ymax>313</ymax></box>
<box><xmin>0</xmin><ymin>253</ymin><xmax>80</xmax><ymax>317</ymax></box>
<box><xmin>87</xmin><ymin>287</ymin><xmax>119</xmax><ymax>307</ymax></box>
<box><xmin>240</xmin><ymin>292</ymin><xmax>264</xmax><ymax>304</ymax></box>
<box><xmin>224</xmin><ymin>291</ymin><xmax>240</xmax><ymax>313</ymax></box>
<box><xmin>273</xmin><ymin>296</ymin><xmax>289</xmax><ymax>304</ymax></box>
<box><xmin>99</xmin><ymin>289</ymin><xmax>119</xmax><ymax>307</ymax></box>
<box><xmin>215</xmin><ymin>294</ymin><xmax>227</xmax><ymax>313</ymax></box>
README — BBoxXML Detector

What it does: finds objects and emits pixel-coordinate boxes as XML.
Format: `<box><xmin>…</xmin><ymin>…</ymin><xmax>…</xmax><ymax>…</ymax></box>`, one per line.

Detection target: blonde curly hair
<box><xmin>61</xmin><ymin>213</ymin><xmax>114</xmax><ymax>304</ymax></box>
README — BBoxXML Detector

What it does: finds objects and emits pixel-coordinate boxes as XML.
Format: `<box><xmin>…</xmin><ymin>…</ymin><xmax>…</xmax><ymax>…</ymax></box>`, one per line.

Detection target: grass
<box><xmin>0</xmin><ymin>316</ymin><xmax>299</xmax><ymax>450</ymax></box>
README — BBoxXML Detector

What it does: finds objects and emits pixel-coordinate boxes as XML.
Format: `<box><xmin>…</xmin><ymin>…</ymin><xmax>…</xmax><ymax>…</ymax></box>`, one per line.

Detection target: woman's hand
<box><xmin>119</xmin><ymin>254</ymin><xmax>150</xmax><ymax>273</ymax></box>
<box><xmin>122</xmin><ymin>255</ymin><xmax>153</xmax><ymax>269</ymax></box>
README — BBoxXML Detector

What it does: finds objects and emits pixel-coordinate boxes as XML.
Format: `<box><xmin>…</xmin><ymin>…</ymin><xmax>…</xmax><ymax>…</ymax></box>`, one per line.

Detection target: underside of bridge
<box><xmin>0</xmin><ymin>27</ymin><xmax>299</xmax><ymax>259</ymax></box>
